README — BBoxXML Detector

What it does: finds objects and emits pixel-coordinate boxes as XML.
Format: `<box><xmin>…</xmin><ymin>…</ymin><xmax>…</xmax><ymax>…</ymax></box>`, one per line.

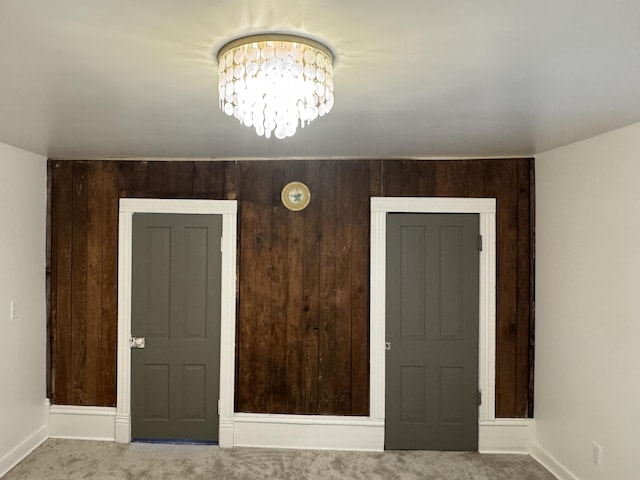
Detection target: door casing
<box><xmin>116</xmin><ymin>199</ymin><xmax>237</xmax><ymax>446</ymax></box>
<box><xmin>370</xmin><ymin>197</ymin><xmax>497</xmax><ymax>437</ymax></box>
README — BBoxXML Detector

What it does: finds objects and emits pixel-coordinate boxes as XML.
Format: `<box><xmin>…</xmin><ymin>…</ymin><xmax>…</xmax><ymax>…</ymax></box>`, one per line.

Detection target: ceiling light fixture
<box><xmin>217</xmin><ymin>34</ymin><xmax>334</xmax><ymax>140</ymax></box>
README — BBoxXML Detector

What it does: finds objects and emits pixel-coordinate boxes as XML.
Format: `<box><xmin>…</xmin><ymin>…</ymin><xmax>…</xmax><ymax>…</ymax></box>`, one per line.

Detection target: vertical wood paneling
<box><xmin>434</xmin><ymin>161</ymin><xmax>460</xmax><ymax>195</ymax></box>
<box><xmin>163</xmin><ymin>162</ymin><xmax>178</xmax><ymax>194</ymax></box>
<box><xmin>85</xmin><ymin>163</ymin><xmax>103</xmax><ymax>403</ymax></box>
<box><xmin>234</xmin><ymin>159</ymin><xmax>372</xmax><ymax>415</ymax></box>
<box><xmin>284</xmin><ymin>163</ymin><xmax>306</xmax><ymax>413</ymax></box>
<box><xmin>252</xmin><ymin>164</ymin><xmax>274</xmax><ymax>412</ymax></box>
<box><xmin>51</xmin><ymin>161</ymin><xmax>73</xmax><ymax>403</ymax></box>
<box><xmin>383</xmin><ymin>160</ymin><xmax>403</xmax><ymax>196</ymax></box>
<box><xmin>464</xmin><ymin>160</ymin><xmax>485</xmax><ymax>197</ymax></box>
<box><xmin>317</xmin><ymin>162</ymin><xmax>337</xmax><ymax>413</ymax></box>
<box><xmin>527</xmin><ymin>161</ymin><xmax>536</xmax><ymax>417</ymax></box>
<box><xmin>117</xmin><ymin>162</ymin><xmax>136</xmax><ymax>198</ymax></box>
<box><xmin>349</xmin><ymin>161</ymin><xmax>371</xmax><ymax>415</ymax></box>
<box><xmin>268</xmin><ymin>163</ymin><xmax>289</xmax><ymax>411</ymax></box>
<box><xmin>146</xmin><ymin>161</ymin><xmax>165</xmax><ymax>197</ymax></box>
<box><xmin>211</xmin><ymin>162</ymin><xmax>227</xmax><ymax>199</ymax></box>
<box><xmin>177</xmin><ymin>162</ymin><xmax>194</xmax><ymax>196</ymax></box>
<box><xmin>100</xmin><ymin>161</ymin><xmax>119</xmax><ymax>406</ymax></box>
<box><xmin>192</xmin><ymin>162</ymin><xmax>211</xmax><ymax>197</ymax></box>
<box><xmin>223</xmin><ymin>161</ymin><xmax>240</xmax><ymax>200</ymax></box>
<box><xmin>300</xmin><ymin>162</ymin><xmax>321</xmax><ymax>412</ymax></box>
<box><xmin>401</xmin><ymin>160</ymin><xmax>419</xmax><ymax>194</ymax></box>
<box><xmin>236</xmin><ymin>164</ymin><xmax>260</xmax><ymax>411</ymax></box>
<box><xmin>70</xmin><ymin>162</ymin><xmax>89</xmax><ymax>403</ymax></box>
<box><xmin>484</xmin><ymin>160</ymin><xmax>519</xmax><ymax>417</ymax></box>
<box><xmin>334</xmin><ymin>163</ymin><xmax>355</xmax><ymax>414</ymax></box>
<box><xmin>368</xmin><ymin>159</ymin><xmax>384</xmax><ymax>197</ymax></box>
<box><xmin>193</xmin><ymin>161</ymin><xmax>225</xmax><ymax>199</ymax></box>
<box><xmin>131</xmin><ymin>161</ymin><xmax>149</xmax><ymax>197</ymax></box>
<box><xmin>516</xmin><ymin>159</ymin><xmax>534</xmax><ymax>417</ymax></box>
<box><xmin>416</xmin><ymin>161</ymin><xmax>436</xmax><ymax>194</ymax></box>
<box><xmin>46</xmin><ymin>162</ymin><xmax>53</xmax><ymax>400</ymax></box>
<box><xmin>48</xmin><ymin>158</ymin><xmax>534</xmax><ymax>418</ymax></box>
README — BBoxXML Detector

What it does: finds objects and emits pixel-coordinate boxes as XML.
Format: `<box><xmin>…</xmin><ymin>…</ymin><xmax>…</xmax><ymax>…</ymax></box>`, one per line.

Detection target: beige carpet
<box><xmin>4</xmin><ymin>439</ymin><xmax>556</xmax><ymax>480</ymax></box>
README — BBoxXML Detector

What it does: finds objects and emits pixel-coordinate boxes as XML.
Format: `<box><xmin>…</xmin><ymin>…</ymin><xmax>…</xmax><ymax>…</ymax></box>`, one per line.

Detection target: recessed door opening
<box><xmin>116</xmin><ymin>199</ymin><xmax>238</xmax><ymax>447</ymax></box>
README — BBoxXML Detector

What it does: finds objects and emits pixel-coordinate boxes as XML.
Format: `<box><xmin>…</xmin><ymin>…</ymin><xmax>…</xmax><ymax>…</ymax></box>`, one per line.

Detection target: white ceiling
<box><xmin>1</xmin><ymin>0</ymin><xmax>640</xmax><ymax>159</ymax></box>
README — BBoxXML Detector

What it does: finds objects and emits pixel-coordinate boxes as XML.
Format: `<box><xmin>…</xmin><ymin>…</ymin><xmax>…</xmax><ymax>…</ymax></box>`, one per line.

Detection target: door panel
<box><xmin>400</xmin><ymin>366</ymin><xmax>426</xmax><ymax>422</ymax></box>
<box><xmin>131</xmin><ymin>214</ymin><xmax>222</xmax><ymax>442</ymax></box>
<box><xmin>146</xmin><ymin>226</ymin><xmax>171</xmax><ymax>337</ymax></box>
<box><xmin>182</xmin><ymin>364</ymin><xmax>207</xmax><ymax>420</ymax></box>
<box><xmin>143</xmin><ymin>364</ymin><xmax>170</xmax><ymax>420</ymax></box>
<box><xmin>385</xmin><ymin>213</ymin><xmax>479</xmax><ymax>451</ymax></box>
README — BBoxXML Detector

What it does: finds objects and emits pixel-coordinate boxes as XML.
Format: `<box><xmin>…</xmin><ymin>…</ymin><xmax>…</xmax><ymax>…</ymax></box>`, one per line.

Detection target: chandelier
<box><xmin>217</xmin><ymin>34</ymin><xmax>334</xmax><ymax>139</ymax></box>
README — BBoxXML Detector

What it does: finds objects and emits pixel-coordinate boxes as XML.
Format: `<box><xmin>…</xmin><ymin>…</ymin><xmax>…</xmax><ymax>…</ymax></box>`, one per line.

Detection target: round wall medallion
<box><xmin>281</xmin><ymin>181</ymin><xmax>311</xmax><ymax>211</ymax></box>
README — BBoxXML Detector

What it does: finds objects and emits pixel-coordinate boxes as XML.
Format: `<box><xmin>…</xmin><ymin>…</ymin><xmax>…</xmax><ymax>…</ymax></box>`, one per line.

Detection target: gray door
<box><xmin>131</xmin><ymin>213</ymin><xmax>222</xmax><ymax>442</ymax></box>
<box><xmin>385</xmin><ymin>213</ymin><xmax>480</xmax><ymax>450</ymax></box>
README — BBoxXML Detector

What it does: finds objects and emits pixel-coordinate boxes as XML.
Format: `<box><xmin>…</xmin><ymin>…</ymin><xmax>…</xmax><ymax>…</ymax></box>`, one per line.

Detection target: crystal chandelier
<box><xmin>217</xmin><ymin>34</ymin><xmax>334</xmax><ymax>139</ymax></box>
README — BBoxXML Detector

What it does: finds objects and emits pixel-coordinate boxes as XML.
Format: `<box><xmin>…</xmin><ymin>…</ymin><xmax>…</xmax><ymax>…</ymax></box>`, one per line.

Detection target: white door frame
<box><xmin>369</xmin><ymin>197</ymin><xmax>497</xmax><ymax>432</ymax></box>
<box><xmin>115</xmin><ymin>198</ymin><xmax>237</xmax><ymax>446</ymax></box>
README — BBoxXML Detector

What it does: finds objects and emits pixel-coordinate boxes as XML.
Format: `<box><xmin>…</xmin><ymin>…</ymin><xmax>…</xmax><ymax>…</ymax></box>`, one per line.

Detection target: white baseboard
<box><xmin>0</xmin><ymin>424</ymin><xmax>48</xmax><ymax>478</ymax></box>
<box><xmin>478</xmin><ymin>419</ymin><xmax>533</xmax><ymax>454</ymax></box>
<box><xmin>219</xmin><ymin>418</ymin><xmax>234</xmax><ymax>448</ymax></box>
<box><xmin>232</xmin><ymin>413</ymin><xmax>385</xmax><ymax>451</ymax></box>
<box><xmin>114</xmin><ymin>414</ymin><xmax>130</xmax><ymax>443</ymax></box>
<box><xmin>233</xmin><ymin>415</ymin><xmax>533</xmax><ymax>453</ymax></box>
<box><xmin>43</xmin><ymin>404</ymin><xmax>539</xmax><ymax>459</ymax></box>
<box><xmin>49</xmin><ymin>405</ymin><xmax>116</xmax><ymax>441</ymax></box>
<box><xmin>530</xmin><ymin>442</ymin><xmax>579</xmax><ymax>480</ymax></box>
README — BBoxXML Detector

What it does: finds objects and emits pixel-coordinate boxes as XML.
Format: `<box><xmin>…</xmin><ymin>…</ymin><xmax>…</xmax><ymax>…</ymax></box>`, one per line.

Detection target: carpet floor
<box><xmin>4</xmin><ymin>439</ymin><xmax>556</xmax><ymax>480</ymax></box>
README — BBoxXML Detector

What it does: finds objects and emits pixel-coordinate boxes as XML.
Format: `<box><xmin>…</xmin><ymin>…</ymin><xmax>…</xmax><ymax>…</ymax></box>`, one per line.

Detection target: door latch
<box><xmin>129</xmin><ymin>337</ymin><xmax>146</xmax><ymax>349</ymax></box>
<box><xmin>385</xmin><ymin>341</ymin><xmax>391</xmax><ymax>351</ymax></box>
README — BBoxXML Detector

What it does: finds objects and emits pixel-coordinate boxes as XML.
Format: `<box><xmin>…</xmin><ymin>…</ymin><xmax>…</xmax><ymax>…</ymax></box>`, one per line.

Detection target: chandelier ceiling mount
<box><xmin>217</xmin><ymin>33</ymin><xmax>335</xmax><ymax>140</ymax></box>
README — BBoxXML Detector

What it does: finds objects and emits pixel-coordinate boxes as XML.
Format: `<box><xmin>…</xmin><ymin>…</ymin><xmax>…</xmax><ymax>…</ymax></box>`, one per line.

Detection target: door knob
<box><xmin>130</xmin><ymin>337</ymin><xmax>145</xmax><ymax>349</ymax></box>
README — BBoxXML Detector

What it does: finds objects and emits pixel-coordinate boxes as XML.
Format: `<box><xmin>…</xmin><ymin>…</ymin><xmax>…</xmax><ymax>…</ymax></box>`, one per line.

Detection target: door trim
<box><xmin>115</xmin><ymin>199</ymin><xmax>237</xmax><ymax>446</ymax></box>
<box><xmin>370</xmin><ymin>197</ymin><xmax>497</xmax><ymax>435</ymax></box>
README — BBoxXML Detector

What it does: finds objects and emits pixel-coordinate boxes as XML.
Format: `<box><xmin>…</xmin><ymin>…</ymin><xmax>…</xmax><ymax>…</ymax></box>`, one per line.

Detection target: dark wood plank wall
<box><xmin>233</xmin><ymin>161</ymin><xmax>371</xmax><ymax>414</ymax></box>
<box><xmin>47</xmin><ymin>158</ymin><xmax>534</xmax><ymax>418</ymax></box>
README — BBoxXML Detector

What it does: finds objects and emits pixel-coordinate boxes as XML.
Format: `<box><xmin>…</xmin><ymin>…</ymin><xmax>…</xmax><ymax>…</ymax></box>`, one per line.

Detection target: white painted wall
<box><xmin>0</xmin><ymin>142</ymin><xmax>48</xmax><ymax>477</ymax></box>
<box><xmin>534</xmin><ymin>122</ymin><xmax>640</xmax><ymax>480</ymax></box>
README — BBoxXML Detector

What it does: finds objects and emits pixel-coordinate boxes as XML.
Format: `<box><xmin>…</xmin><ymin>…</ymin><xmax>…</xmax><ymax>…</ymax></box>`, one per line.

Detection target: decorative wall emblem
<box><xmin>281</xmin><ymin>181</ymin><xmax>311</xmax><ymax>211</ymax></box>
